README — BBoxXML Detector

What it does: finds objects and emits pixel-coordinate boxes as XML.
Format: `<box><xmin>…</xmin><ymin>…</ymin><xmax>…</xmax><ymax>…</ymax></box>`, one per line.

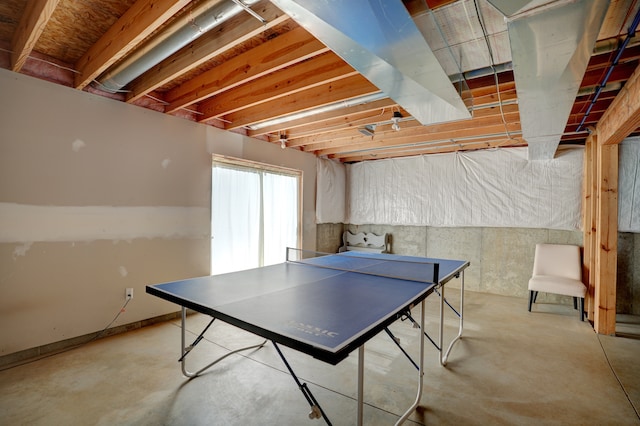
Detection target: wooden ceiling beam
<box><xmin>585</xmin><ymin>44</ymin><xmax>640</xmax><ymax>71</ymax></box>
<box><xmin>571</xmin><ymin>95</ymin><xmax>615</xmax><ymax>114</ymax></box>
<box><xmin>74</xmin><ymin>0</ymin><xmax>190</xmax><ymax>90</ymax></box>
<box><xmin>11</xmin><ymin>0</ymin><xmax>61</xmax><ymax>72</ymax></box>
<box><xmin>253</xmin><ymin>99</ymin><xmax>396</xmax><ymax>138</ymax></box>
<box><xmin>280</xmin><ymin>105</ymin><xmax>405</xmax><ymax>142</ymax></box>
<box><xmin>297</xmin><ymin>109</ymin><xmax>520</xmax><ymax>148</ymax></box>
<box><xmin>165</xmin><ymin>25</ymin><xmax>328</xmax><ymax>113</ymax></box>
<box><xmin>259</xmin><ymin>85</ymin><xmax>518</xmax><ymax>142</ymax></box>
<box><xmin>311</xmin><ymin>119</ymin><xmax>522</xmax><ymax>156</ymax></box>
<box><xmin>125</xmin><ymin>0</ymin><xmax>287</xmax><ymax>103</ymax></box>
<box><xmin>468</xmin><ymin>89</ymin><xmax>518</xmax><ymax>110</ymax></box>
<box><xmin>598</xmin><ymin>62</ymin><xmax>640</xmax><ymax>145</ymax></box>
<box><xmin>219</xmin><ymin>74</ymin><xmax>380</xmax><ymax>130</ymax></box>
<box><xmin>198</xmin><ymin>51</ymin><xmax>357</xmax><ymax>121</ymax></box>
<box><xmin>580</xmin><ymin>60</ymin><xmax>638</xmax><ymax>88</ymax></box>
<box><xmin>464</xmin><ymin>70</ymin><xmax>515</xmax><ymax>90</ymax></box>
<box><xmin>337</xmin><ymin>137</ymin><xmax>527</xmax><ymax>162</ymax></box>
<box><xmin>288</xmin><ymin>102</ymin><xmax>519</xmax><ymax>148</ymax></box>
<box><xmin>466</xmin><ymin>80</ymin><xmax>516</xmax><ymax>99</ymax></box>
<box><xmin>566</xmin><ymin>110</ymin><xmax>605</xmax><ymax>128</ymax></box>
<box><xmin>261</xmin><ymin>82</ymin><xmax>518</xmax><ymax>141</ymax></box>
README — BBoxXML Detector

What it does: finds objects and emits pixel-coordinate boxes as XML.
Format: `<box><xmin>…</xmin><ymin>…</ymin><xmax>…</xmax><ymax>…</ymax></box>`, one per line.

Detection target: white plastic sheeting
<box><xmin>318</xmin><ymin>146</ymin><xmax>584</xmax><ymax>230</ymax></box>
<box><xmin>619</xmin><ymin>137</ymin><xmax>640</xmax><ymax>232</ymax></box>
<box><xmin>347</xmin><ymin>147</ymin><xmax>584</xmax><ymax>229</ymax></box>
<box><xmin>316</xmin><ymin>158</ymin><xmax>347</xmax><ymax>223</ymax></box>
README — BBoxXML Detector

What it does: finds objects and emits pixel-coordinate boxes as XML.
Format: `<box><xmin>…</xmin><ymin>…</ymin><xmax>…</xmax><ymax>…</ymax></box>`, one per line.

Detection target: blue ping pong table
<box><xmin>147</xmin><ymin>249</ymin><xmax>469</xmax><ymax>425</ymax></box>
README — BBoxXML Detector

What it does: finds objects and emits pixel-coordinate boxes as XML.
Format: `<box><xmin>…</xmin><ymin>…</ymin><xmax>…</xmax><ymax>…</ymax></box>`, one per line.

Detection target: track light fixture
<box><xmin>391</xmin><ymin>111</ymin><xmax>403</xmax><ymax>131</ymax></box>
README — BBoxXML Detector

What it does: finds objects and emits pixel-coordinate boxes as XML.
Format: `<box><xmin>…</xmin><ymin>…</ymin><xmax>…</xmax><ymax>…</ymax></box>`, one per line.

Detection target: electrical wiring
<box><xmin>473</xmin><ymin>0</ymin><xmax>515</xmax><ymax>141</ymax></box>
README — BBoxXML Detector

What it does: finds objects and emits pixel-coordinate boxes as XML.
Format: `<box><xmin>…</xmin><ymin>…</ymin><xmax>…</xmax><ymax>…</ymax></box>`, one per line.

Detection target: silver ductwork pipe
<box><xmin>271</xmin><ymin>0</ymin><xmax>471</xmax><ymax>127</ymax></box>
<box><xmin>96</xmin><ymin>0</ymin><xmax>260</xmax><ymax>93</ymax></box>
<box><xmin>247</xmin><ymin>92</ymin><xmax>388</xmax><ymax>131</ymax></box>
<box><xmin>507</xmin><ymin>0</ymin><xmax>610</xmax><ymax>160</ymax></box>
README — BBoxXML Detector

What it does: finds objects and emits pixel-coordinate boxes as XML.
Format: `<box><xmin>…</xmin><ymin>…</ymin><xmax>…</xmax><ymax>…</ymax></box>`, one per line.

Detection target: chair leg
<box><xmin>579</xmin><ymin>298</ymin><xmax>585</xmax><ymax>321</ymax></box>
<box><xmin>533</xmin><ymin>291</ymin><xmax>538</xmax><ymax>303</ymax></box>
<box><xmin>528</xmin><ymin>291</ymin><xmax>534</xmax><ymax>312</ymax></box>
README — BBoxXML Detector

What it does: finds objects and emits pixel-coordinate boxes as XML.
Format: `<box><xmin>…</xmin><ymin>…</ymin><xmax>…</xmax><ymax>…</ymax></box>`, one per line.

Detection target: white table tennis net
<box><xmin>285</xmin><ymin>248</ymin><xmax>439</xmax><ymax>284</ymax></box>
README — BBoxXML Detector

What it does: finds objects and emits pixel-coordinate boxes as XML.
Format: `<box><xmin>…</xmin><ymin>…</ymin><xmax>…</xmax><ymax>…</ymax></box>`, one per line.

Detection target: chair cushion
<box><xmin>528</xmin><ymin>275</ymin><xmax>586</xmax><ymax>298</ymax></box>
<box><xmin>532</xmin><ymin>244</ymin><xmax>581</xmax><ymax>280</ymax></box>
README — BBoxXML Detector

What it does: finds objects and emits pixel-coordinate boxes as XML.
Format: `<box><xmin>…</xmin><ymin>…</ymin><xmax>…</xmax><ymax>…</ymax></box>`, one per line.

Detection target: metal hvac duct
<box><xmin>486</xmin><ymin>0</ymin><xmax>538</xmax><ymax>17</ymax></box>
<box><xmin>270</xmin><ymin>0</ymin><xmax>471</xmax><ymax>127</ymax></box>
<box><xmin>96</xmin><ymin>0</ymin><xmax>261</xmax><ymax>93</ymax></box>
<box><xmin>247</xmin><ymin>92</ymin><xmax>388</xmax><ymax>131</ymax></box>
<box><xmin>504</xmin><ymin>0</ymin><xmax>610</xmax><ymax>160</ymax></box>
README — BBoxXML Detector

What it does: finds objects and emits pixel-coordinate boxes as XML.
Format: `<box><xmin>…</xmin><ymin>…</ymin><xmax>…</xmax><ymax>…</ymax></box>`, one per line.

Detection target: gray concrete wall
<box><xmin>317</xmin><ymin>224</ymin><xmax>640</xmax><ymax>315</ymax></box>
<box><xmin>618</xmin><ymin>232</ymin><xmax>640</xmax><ymax>315</ymax></box>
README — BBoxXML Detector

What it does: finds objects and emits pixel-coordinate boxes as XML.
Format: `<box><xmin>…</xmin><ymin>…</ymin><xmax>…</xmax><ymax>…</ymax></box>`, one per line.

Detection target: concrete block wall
<box><xmin>618</xmin><ymin>232</ymin><xmax>640</xmax><ymax>315</ymax></box>
<box><xmin>317</xmin><ymin>224</ymin><xmax>640</xmax><ymax>315</ymax></box>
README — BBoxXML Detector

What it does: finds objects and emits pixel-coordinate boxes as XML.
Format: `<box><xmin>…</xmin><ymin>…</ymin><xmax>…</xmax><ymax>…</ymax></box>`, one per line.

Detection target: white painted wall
<box><xmin>0</xmin><ymin>69</ymin><xmax>317</xmax><ymax>356</ymax></box>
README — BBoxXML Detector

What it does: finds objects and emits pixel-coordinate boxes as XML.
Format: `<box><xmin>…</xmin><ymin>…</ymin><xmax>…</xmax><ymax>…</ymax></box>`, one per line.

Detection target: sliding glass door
<box><xmin>211</xmin><ymin>157</ymin><xmax>301</xmax><ymax>275</ymax></box>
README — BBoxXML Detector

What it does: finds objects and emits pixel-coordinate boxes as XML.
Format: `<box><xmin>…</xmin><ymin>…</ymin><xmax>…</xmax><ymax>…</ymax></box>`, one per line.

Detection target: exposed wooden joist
<box><xmin>164</xmin><ymin>25</ymin><xmax>329</xmax><ymax>113</ymax></box>
<box><xmin>11</xmin><ymin>0</ymin><xmax>61</xmax><ymax>72</ymax></box>
<box><xmin>580</xmin><ymin>61</ymin><xmax>638</xmax><ymax>88</ymax></box>
<box><xmin>571</xmin><ymin>95</ymin><xmax>615</xmax><ymax>115</ymax></box>
<box><xmin>597</xmin><ymin>63</ymin><xmax>640</xmax><ymax>145</ymax></box>
<box><xmin>585</xmin><ymin>44</ymin><xmax>640</xmax><ymax>70</ymax></box>
<box><xmin>245</xmin><ymin>69</ymin><xmax>517</xmax><ymax>143</ymax></box>
<box><xmin>74</xmin><ymin>0</ymin><xmax>191</xmax><ymax>90</ymax></box>
<box><xmin>198</xmin><ymin>51</ymin><xmax>358</xmax><ymax>122</ymax></box>
<box><xmin>257</xmin><ymin>99</ymin><xmax>397</xmax><ymax>139</ymax></box>
<box><xmin>220</xmin><ymin>74</ymin><xmax>380</xmax><ymax>130</ymax></box>
<box><xmin>282</xmin><ymin>100</ymin><xmax>515</xmax><ymax>146</ymax></box>
<box><xmin>338</xmin><ymin>137</ymin><xmax>527</xmax><ymax>162</ymax></box>
<box><xmin>313</xmin><ymin>120</ymin><xmax>522</xmax><ymax>157</ymax></box>
<box><xmin>298</xmin><ymin>109</ymin><xmax>521</xmax><ymax>149</ymax></box>
<box><xmin>125</xmin><ymin>0</ymin><xmax>287</xmax><ymax>103</ymax></box>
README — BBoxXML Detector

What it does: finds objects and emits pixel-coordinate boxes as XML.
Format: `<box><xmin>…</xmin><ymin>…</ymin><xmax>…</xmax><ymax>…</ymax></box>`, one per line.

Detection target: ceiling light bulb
<box><xmin>391</xmin><ymin>111</ymin><xmax>402</xmax><ymax>131</ymax></box>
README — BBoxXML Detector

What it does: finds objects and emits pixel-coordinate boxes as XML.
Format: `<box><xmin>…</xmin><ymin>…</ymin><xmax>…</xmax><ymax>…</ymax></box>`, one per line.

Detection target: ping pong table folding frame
<box><xmin>147</xmin><ymin>249</ymin><xmax>469</xmax><ymax>426</ymax></box>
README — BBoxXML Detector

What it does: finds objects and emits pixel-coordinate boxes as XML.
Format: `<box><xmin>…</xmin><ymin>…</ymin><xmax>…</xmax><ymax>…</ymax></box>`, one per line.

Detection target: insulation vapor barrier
<box><xmin>317</xmin><ymin>146</ymin><xmax>585</xmax><ymax>230</ymax></box>
<box><xmin>619</xmin><ymin>137</ymin><xmax>640</xmax><ymax>232</ymax></box>
<box><xmin>316</xmin><ymin>158</ymin><xmax>346</xmax><ymax>224</ymax></box>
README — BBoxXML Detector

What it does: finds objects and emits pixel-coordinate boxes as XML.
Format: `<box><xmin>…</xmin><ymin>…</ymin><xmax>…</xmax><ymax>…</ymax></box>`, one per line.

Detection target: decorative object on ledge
<box><xmin>338</xmin><ymin>231</ymin><xmax>390</xmax><ymax>254</ymax></box>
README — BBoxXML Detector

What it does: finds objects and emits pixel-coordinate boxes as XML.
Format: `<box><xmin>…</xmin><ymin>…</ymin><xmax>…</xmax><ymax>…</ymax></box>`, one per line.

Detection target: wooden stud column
<box><xmin>589</xmin><ymin>62</ymin><xmax>640</xmax><ymax>334</ymax></box>
<box><xmin>582</xmin><ymin>132</ymin><xmax>597</xmax><ymax>321</ymax></box>
<box><xmin>593</xmin><ymin>143</ymin><xmax>618</xmax><ymax>335</ymax></box>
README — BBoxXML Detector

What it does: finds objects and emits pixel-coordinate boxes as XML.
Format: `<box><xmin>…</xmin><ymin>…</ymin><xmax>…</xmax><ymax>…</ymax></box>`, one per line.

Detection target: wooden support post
<box><xmin>582</xmin><ymin>132</ymin><xmax>597</xmax><ymax>321</ymax></box>
<box><xmin>589</xmin><ymin>63</ymin><xmax>639</xmax><ymax>334</ymax></box>
<box><xmin>593</xmin><ymin>143</ymin><xmax>618</xmax><ymax>335</ymax></box>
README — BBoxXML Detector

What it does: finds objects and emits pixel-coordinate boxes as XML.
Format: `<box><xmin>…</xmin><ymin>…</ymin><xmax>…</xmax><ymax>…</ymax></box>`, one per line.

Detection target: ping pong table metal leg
<box><xmin>395</xmin><ymin>298</ymin><xmax>426</xmax><ymax>425</ymax></box>
<box><xmin>179</xmin><ymin>307</ymin><xmax>266</xmax><ymax>378</ymax></box>
<box><xmin>357</xmin><ymin>346</ymin><xmax>364</xmax><ymax>426</ymax></box>
<box><xmin>272</xmin><ymin>341</ymin><xmax>332</xmax><ymax>425</ymax></box>
<box><xmin>439</xmin><ymin>270</ymin><xmax>465</xmax><ymax>366</ymax></box>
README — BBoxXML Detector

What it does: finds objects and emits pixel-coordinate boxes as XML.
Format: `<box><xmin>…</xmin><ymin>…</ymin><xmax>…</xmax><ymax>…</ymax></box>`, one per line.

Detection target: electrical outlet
<box><xmin>126</xmin><ymin>288</ymin><xmax>134</xmax><ymax>300</ymax></box>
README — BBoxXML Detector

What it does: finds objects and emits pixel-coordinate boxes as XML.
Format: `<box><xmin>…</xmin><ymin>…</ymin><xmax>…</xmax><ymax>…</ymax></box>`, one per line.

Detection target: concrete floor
<box><xmin>1</xmin><ymin>291</ymin><xmax>639</xmax><ymax>425</ymax></box>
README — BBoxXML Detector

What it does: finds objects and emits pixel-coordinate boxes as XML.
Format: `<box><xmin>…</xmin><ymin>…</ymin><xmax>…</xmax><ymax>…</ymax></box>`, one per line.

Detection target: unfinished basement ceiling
<box><xmin>1</xmin><ymin>0</ymin><xmax>639</xmax><ymax>162</ymax></box>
